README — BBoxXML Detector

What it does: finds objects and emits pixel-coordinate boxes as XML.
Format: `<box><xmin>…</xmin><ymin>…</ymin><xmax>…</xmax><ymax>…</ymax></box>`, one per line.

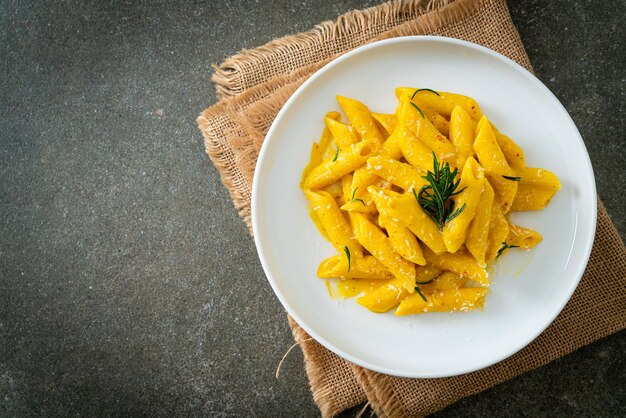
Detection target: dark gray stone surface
<box><xmin>0</xmin><ymin>0</ymin><xmax>623</xmax><ymax>416</ymax></box>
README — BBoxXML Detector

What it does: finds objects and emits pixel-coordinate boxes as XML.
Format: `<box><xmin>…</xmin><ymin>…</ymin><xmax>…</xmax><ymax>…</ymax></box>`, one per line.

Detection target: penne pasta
<box><xmin>356</xmin><ymin>278</ymin><xmax>409</xmax><ymax>313</ymax></box>
<box><xmin>423</xmin><ymin>246</ymin><xmax>489</xmax><ymax>287</ymax></box>
<box><xmin>301</xmin><ymin>88</ymin><xmax>559</xmax><ymax>315</ymax></box>
<box><xmin>395</xmin><ymin>288</ymin><xmax>487</xmax><ymax>315</ymax></box>
<box><xmin>474</xmin><ymin>116</ymin><xmax>518</xmax><ymax>213</ymax></box>
<box><xmin>366</xmin><ymin>155</ymin><xmax>426</xmax><ymax>192</ymax></box>
<box><xmin>301</xmin><ymin>111</ymin><xmax>340</xmax><ymax>184</ymax></box>
<box><xmin>449</xmin><ymin>105</ymin><xmax>475</xmax><ymax>168</ymax></box>
<box><xmin>317</xmin><ymin>254</ymin><xmax>394</xmax><ymax>280</ymax></box>
<box><xmin>379</xmin><ymin>213</ymin><xmax>426</xmax><ymax>265</ymax></box>
<box><xmin>368</xmin><ymin>186</ymin><xmax>447</xmax><ymax>254</ymax></box>
<box><xmin>485</xmin><ymin>205</ymin><xmax>510</xmax><ymax>263</ymax></box>
<box><xmin>395</xmin><ymin>88</ymin><xmax>483</xmax><ymax>121</ymax></box>
<box><xmin>507</xmin><ymin>224</ymin><xmax>543</xmax><ymax>249</ymax></box>
<box><xmin>371</xmin><ymin>112</ymin><xmax>397</xmax><ymax>136</ymax></box>
<box><xmin>351</xmin><ymin>212</ymin><xmax>416</xmax><ymax>291</ymax></box>
<box><xmin>443</xmin><ymin>157</ymin><xmax>484</xmax><ymax>253</ymax></box>
<box><xmin>325</xmin><ymin>116</ymin><xmax>359</xmax><ymax>150</ymax></box>
<box><xmin>465</xmin><ymin>179</ymin><xmax>495</xmax><ymax>265</ymax></box>
<box><xmin>426</xmin><ymin>110</ymin><xmax>450</xmax><ymax>137</ymax></box>
<box><xmin>356</xmin><ymin>265</ymin><xmax>441</xmax><ymax>313</ymax></box>
<box><xmin>305</xmin><ymin>189</ymin><xmax>363</xmax><ymax>257</ymax></box>
<box><xmin>337</xmin><ymin>95</ymin><xmax>384</xmax><ymax>142</ymax></box>
<box><xmin>340</xmin><ymin>167</ymin><xmax>378</xmax><ymax>213</ymax></box>
<box><xmin>302</xmin><ymin>138</ymin><xmax>379</xmax><ymax>189</ymax></box>
<box><xmin>494</xmin><ymin>130</ymin><xmax>526</xmax><ymax>171</ymax></box>
<box><xmin>400</xmin><ymin>96</ymin><xmax>456</xmax><ymax>162</ymax></box>
<box><xmin>398</xmin><ymin>127</ymin><xmax>437</xmax><ymax>172</ymax></box>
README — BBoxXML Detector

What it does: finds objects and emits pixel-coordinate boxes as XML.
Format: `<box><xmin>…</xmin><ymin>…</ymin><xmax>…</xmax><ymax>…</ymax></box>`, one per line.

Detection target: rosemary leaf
<box><xmin>343</xmin><ymin>246</ymin><xmax>351</xmax><ymax>272</ymax></box>
<box><xmin>414</xmin><ymin>286</ymin><xmax>428</xmax><ymax>302</ymax></box>
<box><xmin>410</xmin><ymin>88</ymin><xmax>440</xmax><ymax>99</ymax></box>
<box><xmin>496</xmin><ymin>242</ymin><xmax>520</xmax><ymax>258</ymax></box>
<box><xmin>349</xmin><ymin>187</ymin><xmax>366</xmax><ymax>206</ymax></box>
<box><xmin>414</xmin><ymin>152</ymin><xmax>466</xmax><ymax>230</ymax></box>
<box><xmin>446</xmin><ymin>203</ymin><xmax>466</xmax><ymax>223</ymax></box>
<box><xmin>409</xmin><ymin>101</ymin><xmax>425</xmax><ymax>119</ymax></box>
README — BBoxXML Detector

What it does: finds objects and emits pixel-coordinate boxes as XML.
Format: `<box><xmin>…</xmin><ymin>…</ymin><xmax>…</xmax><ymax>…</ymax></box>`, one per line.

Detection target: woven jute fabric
<box><xmin>197</xmin><ymin>0</ymin><xmax>626</xmax><ymax>416</ymax></box>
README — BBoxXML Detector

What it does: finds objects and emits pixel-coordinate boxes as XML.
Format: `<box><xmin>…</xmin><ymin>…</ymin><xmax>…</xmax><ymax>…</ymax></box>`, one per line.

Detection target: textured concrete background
<box><xmin>1</xmin><ymin>0</ymin><xmax>624</xmax><ymax>416</ymax></box>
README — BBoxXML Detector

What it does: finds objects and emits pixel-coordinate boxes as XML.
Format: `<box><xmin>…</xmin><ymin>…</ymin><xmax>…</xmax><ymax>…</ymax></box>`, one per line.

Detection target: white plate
<box><xmin>252</xmin><ymin>37</ymin><xmax>596</xmax><ymax>378</ymax></box>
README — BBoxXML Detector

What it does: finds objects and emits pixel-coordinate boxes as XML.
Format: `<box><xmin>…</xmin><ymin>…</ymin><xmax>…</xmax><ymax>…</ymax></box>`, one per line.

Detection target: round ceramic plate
<box><xmin>252</xmin><ymin>37</ymin><xmax>596</xmax><ymax>378</ymax></box>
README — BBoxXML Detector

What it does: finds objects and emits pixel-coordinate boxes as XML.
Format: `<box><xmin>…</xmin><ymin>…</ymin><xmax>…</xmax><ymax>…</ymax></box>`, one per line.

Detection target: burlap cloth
<box><xmin>197</xmin><ymin>0</ymin><xmax>626</xmax><ymax>416</ymax></box>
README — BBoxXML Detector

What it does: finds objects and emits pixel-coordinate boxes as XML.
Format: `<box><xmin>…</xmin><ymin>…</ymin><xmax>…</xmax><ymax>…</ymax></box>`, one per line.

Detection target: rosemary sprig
<box><xmin>502</xmin><ymin>175</ymin><xmax>521</xmax><ymax>181</ymax></box>
<box><xmin>350</xmin><ymin>187</ymin><xmax>366</xmax><ymax>207</ymax></box>
<box><xmin>497</xmin><ymin>242</ymin><xmax>519</xmax><ymax>258</ymax></box>
<box><xmin>343</xmin><ymin>246</ymin><xmax>351</xmax><ymax>272</ymax></box>
<box><xmin>332</xmin><ymin>146</ymin><xmax>339</xmax><ymax>162</ymax></box>
<box><xmin>414</xmin><ymin>286</ymin><xmax>428</xmax><ymax>302</ymax></box>
<box><xmin>411</xmin><ymin>88</ymin><xmax>440</xmax><ymax>99</ymax></box>
<box><xmin>414</xmin><ymin>152</ymin><xmax>466</xmax><ymax>230</ymax></box>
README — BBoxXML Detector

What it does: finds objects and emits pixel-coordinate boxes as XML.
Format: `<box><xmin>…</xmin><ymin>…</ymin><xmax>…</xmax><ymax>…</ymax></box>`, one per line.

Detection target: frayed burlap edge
<box><xmin>211</xmin><ymin>0</ymin><xmax>454</xmax><ymax>98</ymax></box>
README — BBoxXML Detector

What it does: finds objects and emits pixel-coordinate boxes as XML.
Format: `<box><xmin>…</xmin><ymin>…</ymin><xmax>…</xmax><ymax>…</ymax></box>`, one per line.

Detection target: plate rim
<box><xmin>251</xmin><ymin>35</ymin><xmax>597</xmax><ymax>378</ymax></box>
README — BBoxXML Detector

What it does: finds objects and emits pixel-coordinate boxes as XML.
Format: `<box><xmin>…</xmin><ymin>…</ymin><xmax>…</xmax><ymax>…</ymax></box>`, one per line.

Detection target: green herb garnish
<box><xmin>332</xmin><ymin>146</ymin><xmax>339</xmax><ymax>162</ymax></box>
<box><xmin>502</xmin><ymin>175</ymin><xmax>521</xmax><ymax>181</ymax></box>
<box><xmin>409</xmin><ymin>101</ymin><xmax>425</xmax><ymax>119</ymax></box>
<box><xmin>415</xmin><ymin>286</ymin><xmax>428</xmax><ymax>302</ymax></box>
<box><xmin>496</xmin><ymin>242</ymin><xmax>519</xmax><ymax>258</ymax></box>
<box><xmin>411</xmin><ymin>88</ymin><xmax>440</xmax><ymax>99</ymax></box>
<box><xmin>350</xmin><ymin>187</ymin><xmax>366</xmax><ymax>207</ymax></box>
<box><xmin>415</xmin><ymin>279</ymin><xmax>433</xmax><ymax>285</ymax></box>
<box><xmin>414</xmin><ymin>152</ymin><xmax>466</xmax><ymax>230</ymax></box>
<box><xmin>343</xmin><ymin>246</ymin><xmax>351</xmax><ymax>272</ymax></box>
